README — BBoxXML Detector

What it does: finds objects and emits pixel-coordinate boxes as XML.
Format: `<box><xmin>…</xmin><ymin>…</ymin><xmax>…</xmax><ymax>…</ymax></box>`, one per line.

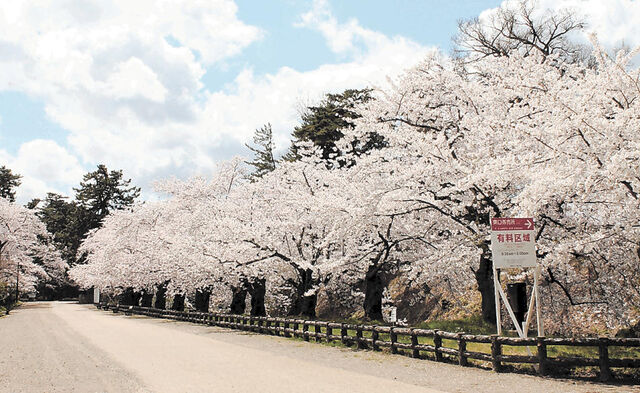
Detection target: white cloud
<box><xmin>0</xmin><ymin>0</ymin><xmax>438</xmax><ymax>201</ymax></box>
<box><xmin>0</xmin><ymin>0</ymin><xmax>260</xmax><ymax>124</ymax></box>
<box><xmin>296</xmin><ymin>0</ymin><xmax>426</xmax><ymax>61</ymax></box>
<box><xmin>11</xmin><ymin>0</ymin><xmax>637</xmax><ymax>204</ymax></box>
<box><xmin>102</xmin><ymin>57</ymin><xmax>168</xmax><ymax>102</ymax></box>
<box><xmin>22</xmin><ymin>0</ymin><xmax>640</xmax><ymax>199</ymax></box>
<box><xmin>0</xmin><ymin>140</ymin><xmax>86</xmax><ymax>202</ymax></box>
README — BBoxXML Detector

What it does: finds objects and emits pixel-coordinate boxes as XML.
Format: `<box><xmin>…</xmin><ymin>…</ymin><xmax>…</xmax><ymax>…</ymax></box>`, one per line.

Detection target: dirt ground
<box><xmin>0</xmin><ymin>302</ymin><xmax>637</xmax><ymax>393</ymax></box>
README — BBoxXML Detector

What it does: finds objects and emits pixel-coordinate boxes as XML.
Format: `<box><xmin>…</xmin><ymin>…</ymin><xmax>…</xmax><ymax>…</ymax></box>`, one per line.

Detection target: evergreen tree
<box><xmin>34</xmin><ymin>193</ymin><xmax>82</xmax><ymax>264</ymax></box>
<box><xmin>245</xmin><ymin>123</ymin><xmax>277</xmax><ymax>181</ymax></box>
<box><xmin>74</xmin><ymin>164</ymin><xmax>141</xmax><ymax>234</ymax></box>
<box><xmin>0</xmin><ymin>166</ymin><xmax>22</xmax><ymax>202</ymax></box>
<box><xmin>286</xmin><ymin>88</ymin><xmax>384</xmax><ymax>163</ymax></box>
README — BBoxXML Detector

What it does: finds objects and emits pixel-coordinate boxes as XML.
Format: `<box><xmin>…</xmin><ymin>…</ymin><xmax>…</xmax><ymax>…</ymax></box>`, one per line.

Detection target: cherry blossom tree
<box><xmin>0</xmin><ymin>197</ymin><xmax>66</xmax><ymax>304</ymax></box>
<box><xmin>71</xmin><ymin>35</ymin><xmax>640</xmax><ymax>334</ymax></box>
<box><xmin>337</xmin><ymin>37</ymin><xmax>640</xmax><ymax>332</ymax></box>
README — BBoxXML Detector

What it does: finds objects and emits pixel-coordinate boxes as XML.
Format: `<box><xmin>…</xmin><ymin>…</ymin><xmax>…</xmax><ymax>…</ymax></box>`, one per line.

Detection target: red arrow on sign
<box><xmin>491</xmin><ymin>218</ymin><xmax>535</xmax><ymax>231</ymax></box>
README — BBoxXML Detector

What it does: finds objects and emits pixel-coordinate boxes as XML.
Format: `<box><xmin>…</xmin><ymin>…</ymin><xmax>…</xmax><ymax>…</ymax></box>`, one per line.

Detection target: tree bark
<box><xmin>195</xmin><ymin>288</ymin><xmax>211</xmax><ymax>312</ymax></box>
<box><xmin>230</xmin><ymin>286</ymin><xmax>247</xmax><ymax>314</ymax></box>
<box><xmin>119</xmin><ymin>287</ymin><xmax>135</xmax><ymax>305</ymax></box>
<box><xmin>154</xmin><ymin>282</ymin><xmax>168</xmax><ymax>310</ymax></box>
<box><xmin>363</xmin><ymin>264</ymin><xmax>384</xmax><ymax>321</ymax></box>
<box><xmin>289</xmin><ymin>268</ymin><xmax>316</xmax><ymax>317</ymax></box>
<box><xmin>475</xmin><ymin>241</ymin><xmax>496</xmax><ymax>324</ymax></box>
<box><xmin>141</xmin><ymin>291</ymin><xmax>153</xmax><ymax>307</ymax></box>
<box><xmin>132</xmin><ymin>291</ymin><xmax>143</xmax><ymax>306</ymax></box>
<box><xmin>248</xmin><ymin>278</ymin><xmax>266</xmax><ymax>316</ymax></box>
<box><xmin>171</xmin><ymin>294</ymin><xmax>185</xmax><ymax>311</ymax></box>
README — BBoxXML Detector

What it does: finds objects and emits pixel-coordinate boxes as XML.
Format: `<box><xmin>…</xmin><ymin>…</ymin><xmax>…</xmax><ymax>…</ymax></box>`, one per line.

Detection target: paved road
<box><xmin>0</xmin><ymin>302</ymin><xmax>636</xmax><ymax>393</ymax></box>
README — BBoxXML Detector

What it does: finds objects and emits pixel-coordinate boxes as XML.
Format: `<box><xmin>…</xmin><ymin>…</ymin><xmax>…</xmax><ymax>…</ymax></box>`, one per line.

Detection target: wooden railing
<box><xmin>96</xmin><ymin>303</ymin><xmax>640</xmax><ymax>382</ymax></box>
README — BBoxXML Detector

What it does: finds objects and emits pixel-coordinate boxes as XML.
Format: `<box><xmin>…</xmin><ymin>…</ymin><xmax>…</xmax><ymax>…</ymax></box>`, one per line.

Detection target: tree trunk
<box><xmin>363</xmin><ymin>264</ymin><xmax>384</xmax><ymax>321</ymax></box>
<box><xmin>195</xmin><ymin>289</ymin><xmax>211</xmax><ymax>312</ymax></box>
<box><xmin>171</xmin><ymin>294</ymin><xmax>185</xmax><ymax>311</ymax></box>
<box><xmin>475</xmin><ymin>242</ymin><xmax>496</xmax><ymax>324</ymax></box>
<box><xmin>141</xmin><ymin>291</ymin><xmax>153</xmax><ymax>307</ymax></box>
<box><xmin>154</xmin><ymin>282</ymin><xmax>168</xmax><ymax>310</ymax></box>
<box><xmin>119</xmin><ymin>287</ymin><xmax>135</xmax><ymax>305</ymax></box>
<box><xmin>132</xmin><ymin>291</ymin><xmax>143</xmax><ymax>306</ymax></box>
<box><xmin>248</xmin><ymin>278</ymin><xmax>266</xmax><ymax>316</ymax></box>
<box><xmin>289</xmin><ymin>268</ymin><xmax>316</xmax><ymax>318</ymax></box>
<box><xmin>230</xmin><ymin>286</ymin><xmax>247</xmax><ymax>314</ymax></box>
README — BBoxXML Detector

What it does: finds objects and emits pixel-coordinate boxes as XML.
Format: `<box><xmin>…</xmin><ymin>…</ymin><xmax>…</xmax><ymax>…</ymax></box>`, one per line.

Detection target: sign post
<box><xmin>490</xmin><ymin>218</ymin><xmax>543</xmax><ymax>338</ymax></box>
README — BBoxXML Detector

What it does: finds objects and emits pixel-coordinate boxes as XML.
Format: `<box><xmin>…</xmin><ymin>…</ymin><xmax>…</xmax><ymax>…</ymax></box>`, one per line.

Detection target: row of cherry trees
<box><xmin>71</xmin><ymin>36</ymin><xmax>639</xmax><ymax>334</ymax></box>
<box><xmin>0</xmin><ymin>198</ymin><xmax>67</xmax><ymax>306</ymax></box>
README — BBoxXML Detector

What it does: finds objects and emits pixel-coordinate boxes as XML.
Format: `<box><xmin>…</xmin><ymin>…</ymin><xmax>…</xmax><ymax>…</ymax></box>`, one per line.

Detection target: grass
<box><xmin>418</xmin><ymin>314</ymin><xmax>496</xmax><ymax>335</ymax></box>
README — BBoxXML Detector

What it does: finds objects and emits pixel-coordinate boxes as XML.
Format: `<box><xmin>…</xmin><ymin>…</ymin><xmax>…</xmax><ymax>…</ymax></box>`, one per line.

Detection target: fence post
<box><xmin>315</xmin><ymin>323</ymin><xmax>322</xmax><ymax>342</ymax></box>
<box><xmin>265</xmin><ymin>319</ymin><xmax>272</xmax><ymax>335</ymax></box>
<box><xmin>537</xmin><ymin>336</ymin><xmax>547</xmax><ymax>376</ymax></box>
<box><xmin>598</xmin><ymin>337</ymin><xmax>612</xmax><ymax>382</ymax></box>
<box><xmin>433</xmin><ymin>330</ymin><xmax>442</xmax><ymax>362</ymax></box>
<box><xmin>326</xmin><ymin>324</ymin><xmax>333</xmax><ymax>343</ymax></box>
<box><xmin>372</xmin><ymin>328</ymin><xmax>380</xmax><ymax>351</ymax></box>
<box><xmin>491</xmin><ymin>335</ymin><xmax>502</xmax><ymax>372</ymax></box>
<box><xmin>341</xmin><ymin>324</ymin><xmax>348</xmax><ymax>346</ymax></box>
<box><xmin>390</xmin><ymin>327</ymin><xmax>398</xmax><ymax>354</ymax></box>
<box><xmin>293</xmin><ymin>322</ymin><xmax>299</xmax><ymax>338</ymax></box>
<box><xmin>356</xmin><ymin>326</ymin><xmax>365</xmax><ymax>349</ymax></box>
<box><xmin>411</xmin><ymin>329</ymin><xmax>419</xmax><ymax>358</ymax></box>
<box><xmin>303</xmin><ymin>323</ymin><xmax>309</xmax><ymax>341</ymax></box>
<box><xmin>284</xmin><ymin>321</ymin><xmax>291</xmax><ymax>338</ymax></box>
<box><xmin>457</xmin><ymin>333</ymin><xmax>467</xmax><ymax>367</ymax></box>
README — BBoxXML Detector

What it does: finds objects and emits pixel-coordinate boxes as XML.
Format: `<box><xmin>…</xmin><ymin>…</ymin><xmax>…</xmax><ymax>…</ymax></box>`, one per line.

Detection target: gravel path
<box><xmin>1</xmin><ymin>302</ymin><xmax>637</xmax><ymax>393</ymax></box>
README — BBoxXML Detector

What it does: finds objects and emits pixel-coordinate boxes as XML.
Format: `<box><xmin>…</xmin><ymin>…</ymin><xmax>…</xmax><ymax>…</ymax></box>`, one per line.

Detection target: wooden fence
<box><xmin>96</xmin><ymin>303</ymin><xmax>640</xmax><ymax>382</ymax></box>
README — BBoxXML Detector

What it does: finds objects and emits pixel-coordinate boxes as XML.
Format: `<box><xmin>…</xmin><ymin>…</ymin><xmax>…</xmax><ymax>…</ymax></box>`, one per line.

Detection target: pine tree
<box><xmin>245</xmin><ymin>123</ymin><xmax>277</xmax><ymax>181</ymax></box>
<box><xmin>0</xmin><ymin>166</ymin><xmax>22</xmax><ymax>202</ymax></box>
<box><xmin>285</xmin><ymin>88</ymin><xmax>384</xmax><ymax>163</ymax></box>
<box><xmin>74</xmin><ymin>165</ymin><xmax>140</xmax><ymax>234</ymax></box>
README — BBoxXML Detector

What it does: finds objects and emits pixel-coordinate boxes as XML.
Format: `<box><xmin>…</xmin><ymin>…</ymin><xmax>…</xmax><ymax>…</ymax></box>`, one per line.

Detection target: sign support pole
<box><xmin>522</xmin><ymin>278</ymin><xmax>536</xmax><ymax>337</ymax></box>
<box><xmin>490</xmin><ymin>217</ymin><xmax>542</xmax><ymax>338</ymax></box>
<box><xmin>534</xmin><ymin>266</ymin><xmax>544</xmax><ymax>336</ymax></box>
<box><xmin>493</xmin><ymin>266</ymin><xmax>502</xmax><ymax>336</ymax></box>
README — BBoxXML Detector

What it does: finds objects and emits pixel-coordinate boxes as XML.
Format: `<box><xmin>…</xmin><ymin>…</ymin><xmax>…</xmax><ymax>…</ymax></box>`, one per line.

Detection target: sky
<box><xmin>0</xmin><ymin>0</ymin><xmax>639</xmax><ymax>204</ymax></box>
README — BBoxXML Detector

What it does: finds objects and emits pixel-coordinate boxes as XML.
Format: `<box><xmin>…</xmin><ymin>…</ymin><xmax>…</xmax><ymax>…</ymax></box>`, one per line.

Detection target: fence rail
<box><xmin>96</xmin><ymin>303</ymin><xmax>640</xmax><ymax>382</ymax></box>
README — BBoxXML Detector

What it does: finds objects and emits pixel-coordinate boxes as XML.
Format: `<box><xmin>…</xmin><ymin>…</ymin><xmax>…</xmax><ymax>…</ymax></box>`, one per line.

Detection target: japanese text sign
<box><xmin>490</xmin><ymin>218</ymin><xmax>536</xmax><ymax>268</ymax></box>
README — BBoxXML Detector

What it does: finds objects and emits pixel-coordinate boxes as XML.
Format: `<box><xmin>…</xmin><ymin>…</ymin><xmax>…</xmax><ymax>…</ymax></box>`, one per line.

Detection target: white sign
<box><xmin>490</xmin><ymin>218</ymin><xmax>536</xmax><ymax>268</ymax></box>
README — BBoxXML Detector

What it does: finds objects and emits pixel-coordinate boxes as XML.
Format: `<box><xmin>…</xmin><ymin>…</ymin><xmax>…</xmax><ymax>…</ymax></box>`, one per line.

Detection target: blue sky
<box><xmin>0</xmin><ymin>0</ymin><xmax>638</xmax><ymax>203</ymax></box>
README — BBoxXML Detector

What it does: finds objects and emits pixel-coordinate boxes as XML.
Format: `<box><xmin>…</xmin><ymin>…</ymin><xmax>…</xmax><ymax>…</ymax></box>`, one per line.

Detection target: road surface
<box><xmin>0</xmin><ymin>302</ymin><xmax>635</xmax><ymax>393</ymax></box>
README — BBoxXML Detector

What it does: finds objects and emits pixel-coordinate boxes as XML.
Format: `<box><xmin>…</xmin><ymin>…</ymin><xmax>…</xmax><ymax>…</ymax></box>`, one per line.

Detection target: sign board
<box><xmin>490</xmin><ymin>218</ymin><xmax>536</xmax><ymax>268</ymax></box>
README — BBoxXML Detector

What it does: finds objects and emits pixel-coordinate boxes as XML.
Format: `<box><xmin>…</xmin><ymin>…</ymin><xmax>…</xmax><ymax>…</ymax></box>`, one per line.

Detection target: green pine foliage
<box><xmin>245</xmin><ymin>123</ymin><xmax>278</xmax><ymax>181</ymax></box>
<box><xmin>285</xmin><ymin>88</ymin><xmax>384</xmax><ymax>163</ymax></box>
<box><xmin>33</xmin><ymin>193</ymin><xmax>82</xmax><ymax>265</ymax></box>
<box><xmin>0</xmin><ymin>166</ymin><xmax>22</xmax><ymax>202</ymax></box>
<box><xmin>74</xmin><ymin>164</ymin><xmax>141</xmax><ymax>234</ymax></box>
